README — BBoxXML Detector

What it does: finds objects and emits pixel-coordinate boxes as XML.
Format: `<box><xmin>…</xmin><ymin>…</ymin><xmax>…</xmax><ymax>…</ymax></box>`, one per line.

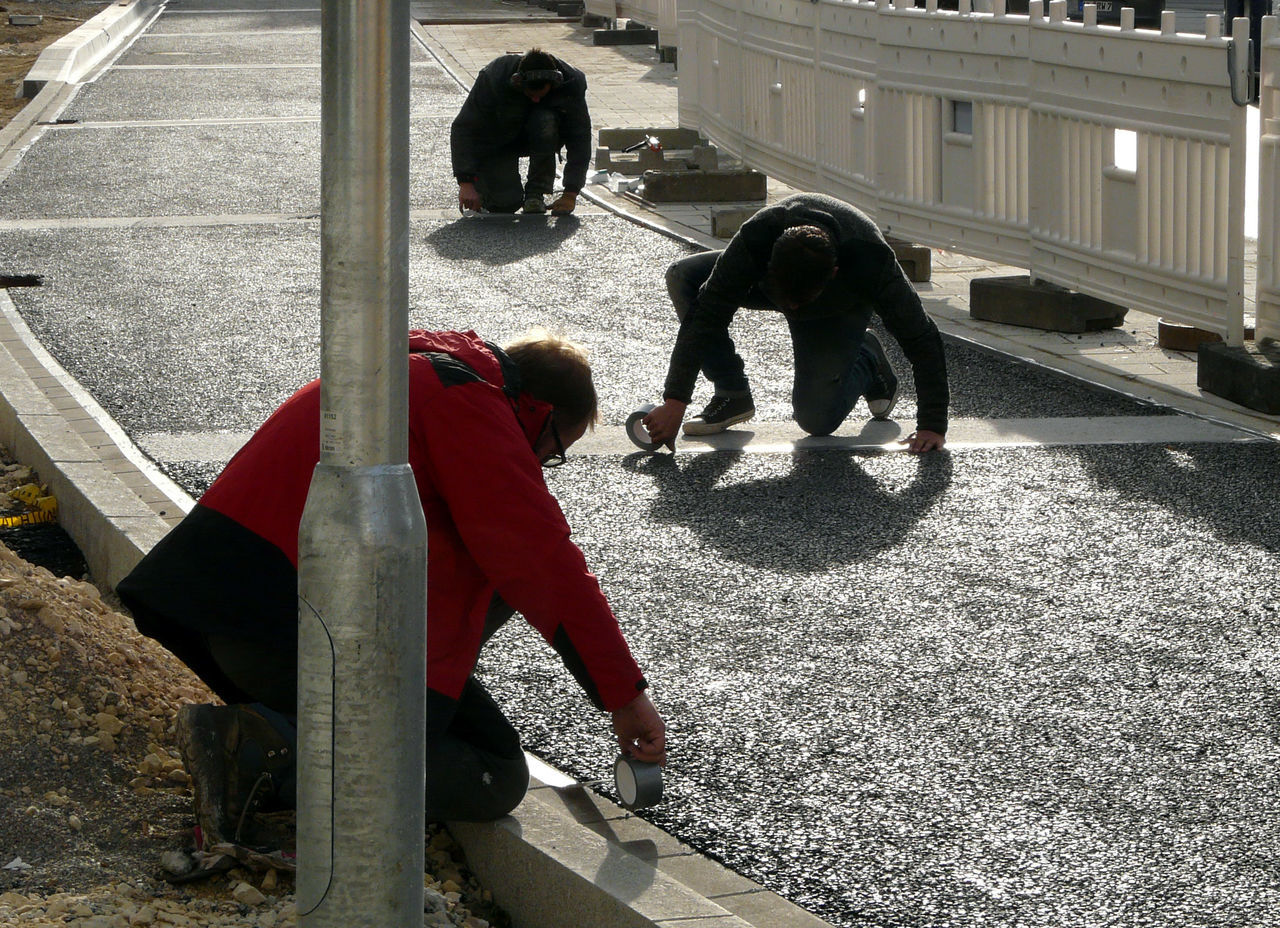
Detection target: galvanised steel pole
<box><xmin>297</xmin><ymin>0</ymin><xmax>427</xmax><ymax>924</ymax></box>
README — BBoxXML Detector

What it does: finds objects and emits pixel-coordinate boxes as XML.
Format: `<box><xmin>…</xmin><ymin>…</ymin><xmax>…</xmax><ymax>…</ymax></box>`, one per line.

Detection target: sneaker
<box><xmin>523</xmin><ymin>196</ymin><xmax>546</xmax><ymax>214</ymax></box>
<box><xmin>683</xmin><ymin>394</ymin><xmax>755</xmax><ymax>435</ymax></box>
<box><xmin>177</xmin><ymin>703</ymin><xmax>296</xmax><ymax>848</ymax></box>
<box><xmin>862</xmin><ymin>331</ymin><xmax>900</xmax><ymax>420</ymax></box>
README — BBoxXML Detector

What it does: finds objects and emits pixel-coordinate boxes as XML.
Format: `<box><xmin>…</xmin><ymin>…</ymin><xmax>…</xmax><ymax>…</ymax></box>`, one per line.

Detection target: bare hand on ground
<box><xmin>612</xmin><ymin>693</ymin><xmax>667</xmax><ymax>764</ymax></box>
<box><xmin>458</xmin><ymin>181</ymin><xmax>482</xmax><ymax>212</ymax></box>
<box><xmin>642</xmin><ymin>399</ymin><xmax>686</xmax><ymax>449</ymax></box>
<box><xmin>549</xmin><ymin>191</ymin><xmax>578</xmax><ymax>214</ymax></box>
<box><xmin>901</xmin><ymin>429</ymin><xmax>945</xmax><ymax>453</ymax></box>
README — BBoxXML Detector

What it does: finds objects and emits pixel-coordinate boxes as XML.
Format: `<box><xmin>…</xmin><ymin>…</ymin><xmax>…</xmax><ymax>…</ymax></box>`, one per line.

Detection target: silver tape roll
<box><xmin>614</xmin><ymin>755</ymin><xmax>663</xmax><ymax>809</ymax></box>
<box><xmin>625</xmin><ymin>404</ymin><xmax>661</xmax><ymax>452</ymax></box>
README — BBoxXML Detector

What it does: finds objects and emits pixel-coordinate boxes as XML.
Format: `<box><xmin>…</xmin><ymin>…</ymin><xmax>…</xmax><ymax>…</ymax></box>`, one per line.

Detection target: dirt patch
<box><xmin>0</xmin><ymin>451</ymin><xmax>511</xmax><ymax>927</ymax></box>
<box><xmin>0</xmin><ymin>1</ymin><xmax>112</xmax><ymax>130</ymax></box>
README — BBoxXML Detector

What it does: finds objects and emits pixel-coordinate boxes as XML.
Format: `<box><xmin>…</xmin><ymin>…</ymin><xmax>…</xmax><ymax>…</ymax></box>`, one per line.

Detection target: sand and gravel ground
<box><xmin>0</xmin><ymin>461</ymin><xmax>514</xmax><ymax>928</ymax></box>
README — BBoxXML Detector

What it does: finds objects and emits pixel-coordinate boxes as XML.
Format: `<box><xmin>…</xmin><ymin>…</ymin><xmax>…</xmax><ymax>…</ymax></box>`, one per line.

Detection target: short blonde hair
<box><xmin>503</xmin><ymin>329</ymin><xmax>599</xmax><ymax>430</ymax></box>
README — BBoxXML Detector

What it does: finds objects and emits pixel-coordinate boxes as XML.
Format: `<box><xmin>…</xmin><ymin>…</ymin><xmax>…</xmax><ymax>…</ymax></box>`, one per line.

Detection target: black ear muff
<box><xmin>511</xmin><ymin>68</ymin><xmax>564</xmax><ymax>89</ymax></box>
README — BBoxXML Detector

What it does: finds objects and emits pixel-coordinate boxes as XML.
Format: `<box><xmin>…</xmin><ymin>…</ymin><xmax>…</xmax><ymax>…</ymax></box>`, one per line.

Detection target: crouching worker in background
<box><xmin>117</xmin><ymin>329</ymin><xmax>666</xmax><ymax>847</ymax></box>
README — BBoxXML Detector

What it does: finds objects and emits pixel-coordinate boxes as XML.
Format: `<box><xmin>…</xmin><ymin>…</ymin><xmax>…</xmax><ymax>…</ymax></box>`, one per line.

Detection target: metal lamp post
<box><xmin>297</xmin><ymin>0</ymin><xmax>427</xmax><ymax>924</ymax></box>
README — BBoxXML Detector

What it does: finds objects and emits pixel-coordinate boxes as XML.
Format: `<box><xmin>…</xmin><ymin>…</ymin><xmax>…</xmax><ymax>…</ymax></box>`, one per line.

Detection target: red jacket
<box><xmin>123</xmin><ymin>331</ymin><xmax>647</xmax><ymax>712</ymax></box>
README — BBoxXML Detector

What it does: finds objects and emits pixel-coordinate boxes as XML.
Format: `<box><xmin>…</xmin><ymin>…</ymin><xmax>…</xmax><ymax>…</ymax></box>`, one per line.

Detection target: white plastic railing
<box><xmin>1256</xmin><ymin>15</ymin><xmax>1280</xmax><ymax>342</ymax></box>
<box><xmin>677</xmin><ymin>0</ymin><xmax>1255</xmax><ymax>345</ymax></box>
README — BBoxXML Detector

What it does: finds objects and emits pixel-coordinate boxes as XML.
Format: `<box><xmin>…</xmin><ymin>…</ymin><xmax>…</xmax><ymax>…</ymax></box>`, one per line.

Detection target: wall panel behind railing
<box><xmin>875</xmin><ymin>0</ymin><xmax>1033</xmax><ymax>265</ymax></box>
<box><xmin>677</xmin><ymin>0</ymin><xmax>1251</xmax><ymax>343</ymax></box>
<box><xmin>1029</xmin><ymin>2</ymin><xmax>1246</xmax><ymax>343</ymax></box>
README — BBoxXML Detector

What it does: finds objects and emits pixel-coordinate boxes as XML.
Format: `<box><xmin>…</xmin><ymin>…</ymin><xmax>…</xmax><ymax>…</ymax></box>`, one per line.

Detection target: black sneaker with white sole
<box><xmin>862</xmin><ymin>331</ymin><xmax>900</xmax><ymax>421</ymax></box>
<box><xmin>683</xmin><ymin>394</ymin><xmax>756</xmax><ymax>435</ymax></box>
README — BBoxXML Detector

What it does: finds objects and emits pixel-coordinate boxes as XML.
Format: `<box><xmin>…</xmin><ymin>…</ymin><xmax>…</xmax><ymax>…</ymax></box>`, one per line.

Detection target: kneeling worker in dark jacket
<box><xmin>118</xmin><ymin>329</ymin><xmax>665</xmax><ymax>846</ymax></box>
<box><xmin>643</xmin><ymin>193</ymin><xmax>950</xmax><ymax>453</ymax></box>
<box><xmin>451</xmin><ymin>48</ymin><xmax>591</xmax><ymax>215</ymax></box>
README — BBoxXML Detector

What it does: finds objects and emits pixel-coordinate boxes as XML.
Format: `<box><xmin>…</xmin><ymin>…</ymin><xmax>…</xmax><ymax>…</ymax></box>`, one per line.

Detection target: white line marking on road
<box><xmin>135</xmin><ymin>414</ymin><xmax>1263</xmax><ymax>468</ymax></box>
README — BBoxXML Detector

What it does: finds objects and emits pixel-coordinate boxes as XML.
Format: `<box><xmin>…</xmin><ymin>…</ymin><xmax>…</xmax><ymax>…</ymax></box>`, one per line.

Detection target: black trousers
<box><xmin>187</xmin><ymin>598</ymin><xmax>529</xmax><ymax>823</ymax></box>
<box><xmin>474</xmin><ymin>107</ymin><xmax>561</xmax><ymax>212</ymax></box>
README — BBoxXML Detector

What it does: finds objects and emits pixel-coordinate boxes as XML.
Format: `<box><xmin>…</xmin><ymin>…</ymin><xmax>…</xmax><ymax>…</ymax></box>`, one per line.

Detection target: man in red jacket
<box><xmin>118</xmin><ymin>329</ymin><xmax>665</xmax><ymax>846</ymax></box>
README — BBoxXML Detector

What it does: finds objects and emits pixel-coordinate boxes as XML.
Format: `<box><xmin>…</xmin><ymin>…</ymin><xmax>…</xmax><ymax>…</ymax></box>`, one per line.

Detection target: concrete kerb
<box><xmin>20</xmin><ymin>0</ymin><xmax>166</xmax><ymax>97</ymax></box>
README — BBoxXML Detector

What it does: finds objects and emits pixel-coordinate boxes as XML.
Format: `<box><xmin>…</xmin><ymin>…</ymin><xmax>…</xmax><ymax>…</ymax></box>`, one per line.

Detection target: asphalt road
<box><xmin>1</xmin><ymin>7</ymin><xmax>1278</xmax><ymax>928</ymax></box>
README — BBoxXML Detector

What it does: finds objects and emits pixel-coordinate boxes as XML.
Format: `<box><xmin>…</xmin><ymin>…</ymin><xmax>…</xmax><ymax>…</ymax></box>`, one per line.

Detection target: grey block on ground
<box><xmin>593</xmin><ymin>26</ymin><xmax>658</xmax><ymax>44</ymax></box>
<box><xmin>9</xmin><ymin>13</ymin><xmax>43</xmax><ymax>25</ymax></box>
<box><xmin>582</xmin><ymin>12</ymin><xmax>609</xmax><ymax>25</ymax></box>
<box><xmin>969</xmin><ymin>275</ymin><xmax>1127</xmax><ymax>333</ymax></box>
<box><xmin>887</xmin><ymin>237</ymin><xmax>931</xmax><ymax>282</ymax></box>
<box><xmin>598</xmin><ymin>126</ymin><xmax>702</xmax><ymax>150</ymax></box>
<box><xmin>643</xmin><ymin>169</ymin><xmax>767</xmax><ymax>203</ymax></box>
<box><xmin>595</xmin><ymin>145</ymin><xmax>668</xmax><ymax>175</ymax></box>
<box><xmin>1158</xmin><ymin>318</ymin><xmax>1257</xmax><ymax>351</ymax></box>
<box><xmin>1197</xmin><ymin>339</ymin><xmax>1280</xmax><ymax>415</ymax></box>
<box><xmin>659</xmin><ymin>45</ymin><xmax>677</xmax><ymax>64</ymax></box>
<box><xmin>711</xmin><ymin>206</ymin><xmax>760</xmax><ymax>239</ymax></box>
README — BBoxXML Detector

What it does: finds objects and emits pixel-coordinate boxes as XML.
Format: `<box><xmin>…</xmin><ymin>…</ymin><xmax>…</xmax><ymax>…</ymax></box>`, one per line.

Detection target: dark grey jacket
<box><xmin>450</xmin><ymin>53</ymin><xmax>592</xmax><ymax>193</ymax></box>
<box><xmin>663</xmin><ymin>193</ymin><xmax>950</xmax><ymax>434</ymax></box>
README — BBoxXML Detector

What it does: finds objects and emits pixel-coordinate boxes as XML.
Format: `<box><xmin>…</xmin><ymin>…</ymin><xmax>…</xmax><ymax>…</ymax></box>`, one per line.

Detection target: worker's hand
<box><xmin>548</xmin><ymin>191</ymin><xmax>578</xmax><ymax>214</ymax></box>
<box><xmin>900</xmin><ymin>429</ymin><xmax>945</xmax><ymax>454</ymax></box>
<box><xmin>642</xmin><ymin>399</ymin><xmax>686</xmax><ymax>449</ymax></box>
<box><xmin>458</xmin><ymin>181</ymin><xmax>482</xmax><ymax>213</ymax></box>
<box><xmin>612</xmin><ymin>692</ymin><xmax>666</xmax><ymax>765</ymax></box>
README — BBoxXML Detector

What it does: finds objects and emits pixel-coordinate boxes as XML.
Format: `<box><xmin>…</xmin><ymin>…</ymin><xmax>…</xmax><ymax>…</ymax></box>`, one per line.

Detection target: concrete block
<box><xmin>598</xmin><ymin>126</ymin><xmax>702</xmax><ymax>150</ymax></box>
<box><xmin>1197</xmin><ymin>339</ymin><xmax>1280</xmax><ymax>415</ymax></box>
<box><xmin>595</xmin><ymin>145</ymin><xmax>668</xmax><ymax>175</ymax></box>
<box><xmin>582</xmin><ymin>12</ymin><xmax>609</xmax><ymax>26</ymax></box>
<box><xmin>885</xmin><ymin>237</ymin><xmax>930</xmax><ymax>282</ymax></box>
<box><xmin>593</xmin><ymin>26</ymin><xmax>658</xmax><ymax>44</ymax></box>
<box><xmin>711</xmin><ymin>206</ymin><xmax>760</xmax><ymax>239</ymax></box>
<box><xmin>659</xmin><ymin>45</ymin><xmax>677</xmax><ymax>64</ymax></box>
<box><xmin>969</xmin><ymin>276</ymin><xmax>1127</xmax><ymax>333</ymax></box>
<box><xmin>1158</xmin><ymin>318</ymin><xmax>1256</xmax><ymax>351</ymax></box>
<box><xmin>9</xmin><ymin>13</ymin><xmax>43</xmax><ymax>25</ymax></box>
<box><xmin>688</xmin><ymin>144</ymin><xmax>718</xmax><ymax>171</ymax></box>
<box><xmin>554</xmin><ymin>1</ymin><xmax>583</xmax><ymax>13</ymax></box>
<box><xmin>642</xmin><ymin>169</ymin><xmax>767</xmax><ymax>203</ymax></box>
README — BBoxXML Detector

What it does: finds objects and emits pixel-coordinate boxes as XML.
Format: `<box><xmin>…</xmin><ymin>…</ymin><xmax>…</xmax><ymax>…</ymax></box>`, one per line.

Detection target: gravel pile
<box><xmin>0</xmin><ymin>455</ymin><xmax>510</xmax><ymax>927</ymax></box>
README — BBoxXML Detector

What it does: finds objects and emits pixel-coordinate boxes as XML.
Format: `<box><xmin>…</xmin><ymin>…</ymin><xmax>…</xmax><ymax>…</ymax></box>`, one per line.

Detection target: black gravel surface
<box><xmin>480</xmin><ymin>443</ymin><xmax>1280</xmax><ymax>928</ymax></box>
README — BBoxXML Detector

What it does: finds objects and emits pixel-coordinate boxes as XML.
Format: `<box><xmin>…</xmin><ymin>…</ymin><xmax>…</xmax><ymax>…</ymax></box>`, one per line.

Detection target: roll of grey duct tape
<box><xmin>614</xmin><ymin>755</ymin><xmax>663</xmax><ymax>809</ymax></box>
<box><xmin>625</xmin><ymin>404</ymin><xmax>661</xmax><ymax>451</ymax></box>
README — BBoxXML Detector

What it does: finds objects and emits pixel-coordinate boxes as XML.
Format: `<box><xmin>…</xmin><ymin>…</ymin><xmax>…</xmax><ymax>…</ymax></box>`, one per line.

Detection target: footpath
<box><xmin>0</xmin><ymin>1</ymin><xmax>1276</xmax><ymax>928</ymax></box>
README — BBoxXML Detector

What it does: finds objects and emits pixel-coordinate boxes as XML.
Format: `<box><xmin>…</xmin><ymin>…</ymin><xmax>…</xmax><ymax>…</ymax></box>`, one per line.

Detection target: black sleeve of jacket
<box><xmin>557</xmin><ymin>74</ymin><xmax>592</xmax><ymax>192</ymax></box>
<box><xmin>661</xmin><ymin>214</ymin><xmax>775</xmax><ymax>403</ymax></box>
<box><xmin>872</xmin><ymin>247</ymin><xmax>950</xmax><ymax>434</ymax></box>
<box><xmin>451</xmin><ymin>69</ymin><xmax>497</xmax><ymax>182</ymax></box>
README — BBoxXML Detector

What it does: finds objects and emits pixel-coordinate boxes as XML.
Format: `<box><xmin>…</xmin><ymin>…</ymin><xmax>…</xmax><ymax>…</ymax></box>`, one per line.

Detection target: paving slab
<box><xmin>0</xmin><ymin>119</ymin><xmax>456</xmax><ymax>219</ymax></box>
<box><xmin>147</xmin><ymin>10</ymin><xmax>323</xmax><ymax>33</ymax></box>
<box><xmin>62</xmin><ymin>62</ymin><xmax>462</xmax><ymax>122</ymax></box>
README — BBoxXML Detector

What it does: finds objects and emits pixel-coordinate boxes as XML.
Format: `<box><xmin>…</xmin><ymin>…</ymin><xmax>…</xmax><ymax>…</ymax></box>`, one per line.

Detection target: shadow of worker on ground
<box><xmin>425</xmin><ymin>214</ymin><xmax>581</xmax><ymax>266</ymax></box>
<box><xmin>623</xmin><ymin>448</ymin><xmax>954</xmax><ymax>573</ymax></box>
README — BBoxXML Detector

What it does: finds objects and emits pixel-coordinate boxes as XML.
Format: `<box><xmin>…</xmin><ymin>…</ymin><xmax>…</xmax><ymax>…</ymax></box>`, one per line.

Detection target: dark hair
<box><xmin>766</xmin><ymin>225</ymin><xmax>837</xmax><ymax>305</ymax></box>
<box><xmin>517</xmin><ymin>48</ymin><xmax>558</xmax><ymax>74</ymax></box>
<box><xmin>513</xmin><ymin>48</ymin><xmax>562</xmax><ymax>93</ymax></box>
<box><xmin>504</xmin><ymin>329</ymin><xmax>599</xmax><ymax>430</ymax></box>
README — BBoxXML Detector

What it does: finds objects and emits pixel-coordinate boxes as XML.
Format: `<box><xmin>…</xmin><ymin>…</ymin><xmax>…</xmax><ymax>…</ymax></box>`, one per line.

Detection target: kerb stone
<box><xmin>887</xmin><ymin>238</ymin><xmax>931</xmax><ymax>282</ymax></box>
<box><xmin>1197</xmin><ymin>340</ymin><xmax>1280</xmax><ymax>415</ymax></box>
<box><xmin>593</xmin><ymin>26</ymin><xmax>658</xmax><ymax>44</ymax></box>
<box><xmin>969</xmin><ymin>276</ymin><xmax>1127</xmax><ymax>333</ymax></box>
<box><xmin>642</xmin><ymin>169</ymin><xmax>766</xmax><ymax>203</ymax></box>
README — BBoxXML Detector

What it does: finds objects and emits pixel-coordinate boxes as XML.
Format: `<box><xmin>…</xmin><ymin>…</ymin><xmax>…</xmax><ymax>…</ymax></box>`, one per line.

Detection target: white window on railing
<box><xmin>1112</xmin><ymin>128</ymin><xmax>1137</xmax><ymax>174</ymax></box>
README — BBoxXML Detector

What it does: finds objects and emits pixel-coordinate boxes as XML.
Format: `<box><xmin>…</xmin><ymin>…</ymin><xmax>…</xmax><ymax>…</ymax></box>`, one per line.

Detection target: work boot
<box><xmin>683</xmin><ymin>393</ymin><xmax>755</xmax><ymax>435</ymax></box>
<box><xmin>177</xmin><ymin>703</ymin><xmax>296</xmax><ymax>848</ymax></box>
<box><xmin>523</xmin><ymin>195</ymin><xmax>546</xmax><ymax>214</ymax></box>
<box><xmin>862</xmin><ymin>331</ymin><xmax>900</xmax><ymax>420</ymax></box>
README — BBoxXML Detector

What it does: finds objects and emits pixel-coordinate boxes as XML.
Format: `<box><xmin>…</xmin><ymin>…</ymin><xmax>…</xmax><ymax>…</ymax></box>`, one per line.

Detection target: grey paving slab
<box><xmin>149</xmin><ymin>9</ymin><xmax>322</xmax><ymax>33</ymax></box>
<box><xmin>0</xmin><ymin>119</ymin><xmax>454</xmax><ymax>219</ymax></box>
<box><xmin>478</xmin><ymin>444</ymin><xmax>1280</xmax><ymax>928</ymax></box>
<box><xmin>62</xmin><ymin>63</ymin><xmax>463</xmax><ymax>122</ymax></box>
<box><xmin>115</xmin><ymin>30</ymin><xmax>429</xmax><ymax>66</ymax></box>
<box><xmin>168</xmin><ymin>0</ymin><xmax>321</xmax><ymax>9</ymax></box>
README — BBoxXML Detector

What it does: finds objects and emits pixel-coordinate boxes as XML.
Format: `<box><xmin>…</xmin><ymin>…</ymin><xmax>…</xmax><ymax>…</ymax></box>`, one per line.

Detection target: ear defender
<box><xmin>511</xmin><ymin>68</ymin><xmax>565</xmax><ymax>89</ymax></box>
